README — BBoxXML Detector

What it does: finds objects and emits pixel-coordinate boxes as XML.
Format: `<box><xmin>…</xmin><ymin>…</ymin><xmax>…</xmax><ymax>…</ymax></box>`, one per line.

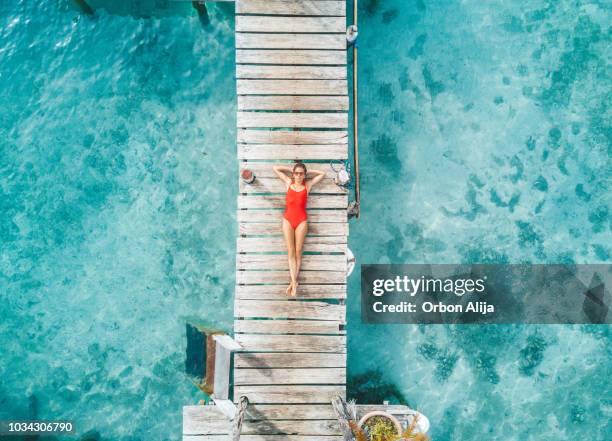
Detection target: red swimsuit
<box><xmin>283</xmin><ymin>185</ymin><xmax>308</xmax><ymax>229</ymax></box>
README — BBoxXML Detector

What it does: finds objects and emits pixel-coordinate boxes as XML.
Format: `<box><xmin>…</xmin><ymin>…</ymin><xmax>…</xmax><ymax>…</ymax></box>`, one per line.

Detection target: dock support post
<box><xmin>73</xmin><ymin>0</ymin><xmax>94</xmax><ymax>15</ymax></box>
<box><xmin>192</xmin><ymin>1</ymin><xmax>210</xmax><ymax>25</ymax></box>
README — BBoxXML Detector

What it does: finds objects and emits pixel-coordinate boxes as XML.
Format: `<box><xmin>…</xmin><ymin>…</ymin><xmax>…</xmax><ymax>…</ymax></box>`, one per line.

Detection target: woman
<box><xmin>273</xmin><ymin>162</ymin><xmax>325</xmax><ymax>296</ymax></box>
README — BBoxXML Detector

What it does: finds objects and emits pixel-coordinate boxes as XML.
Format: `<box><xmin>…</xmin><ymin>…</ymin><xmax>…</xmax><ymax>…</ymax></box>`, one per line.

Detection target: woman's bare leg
<box><xmin>292</xmin><ymin>221</ymin><xmax>308</xmax><ymax>296</ymax></box>
<box><xmin>282</xmin><ymin>219</ymin><xmax>297</xmax><ymax>295</ymax></box>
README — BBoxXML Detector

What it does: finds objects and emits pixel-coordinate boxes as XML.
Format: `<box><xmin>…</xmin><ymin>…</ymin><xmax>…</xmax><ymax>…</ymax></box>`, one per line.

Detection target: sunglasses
<box><xmin>293</xmin><ymin>171</ymin><xmax>305</xmax><ymax>175</ymax></box>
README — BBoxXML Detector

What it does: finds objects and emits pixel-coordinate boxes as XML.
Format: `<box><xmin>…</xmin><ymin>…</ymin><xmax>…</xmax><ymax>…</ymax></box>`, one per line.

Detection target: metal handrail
<box><xmin>352</xmin><ymin>0</ymin><xmax>360</xmax><ymax>218</ymax></box>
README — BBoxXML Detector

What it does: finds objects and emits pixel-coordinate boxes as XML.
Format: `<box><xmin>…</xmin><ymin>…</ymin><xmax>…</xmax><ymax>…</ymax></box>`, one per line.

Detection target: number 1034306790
<box><xmin>0</xmin><ymin>420</ymin><xmax>75</xmax><ymax>434</ymax></box>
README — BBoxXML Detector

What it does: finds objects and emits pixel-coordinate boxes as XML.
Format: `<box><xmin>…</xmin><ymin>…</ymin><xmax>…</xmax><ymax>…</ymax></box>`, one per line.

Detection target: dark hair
<box><xmin>293</xmin><ymin>161</ymin><xmax>307</xmax><ymax>174</ymax></box>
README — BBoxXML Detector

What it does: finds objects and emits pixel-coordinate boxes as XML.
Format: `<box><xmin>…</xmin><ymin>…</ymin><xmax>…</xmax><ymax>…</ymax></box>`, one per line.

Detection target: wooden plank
<box><xmin>239</xmin><ymin>144</ymin><xmax>348</xmax><ymax>160</ymax></box>
<box><xmin>237</xmin><ymin>79</ymin><xmax>347</xmax><ymax>95</ymax></box>
<box><xmin>235</xmin><ymin>284</ymin><xmax>347</xmax><ymax>300</ymax></box>
<box><xmin>185</xmin><ymin>436</ymin><xmax>342</xmax><ymax>441</ymax></box>
<box><xmin>238</xmin><ymin>95</ymin><xmax>349</xmax><ymax>111</ymax></box>
<box><xmin>236</xmin><ymin>66</ymin><xmax>347</xmax><ymax>80</ymax></box>
<box><xmin>237</xmin><ymin>254</ymin><xmax>346</xmax><ymax>271</ymax></box>
<box><xmin>236</xmin><ymin>1</ymin><xmax>346</xmax><ymax>17</ymax></box>
<box><xmin>242</xmin><ymin>419</ymin><xmax>341</xmax><ymax>435</ymax></box>
<box><xmin>233</xmin><ymin>385</ymin><xmax>345</xmax><ymax>404</ymax></box>
<box><xmin>212</xmin><ymin>399</ymin><xmax>237</xmax><ymax>419</ymax></box>
<box><xmin>237</xmin><ymin>253</ymin><xmax>346</xmax><ymax>272</ymax></box>
<box><xmin>236</xmin><ymin>49</ymin><xmax>346</xmax><ymax>65</ymax></box>
<box><xmin>234</xmin><ymin>319</ymin><xmax>345</xmax><ymax>335</ymax></box>
<box><xmin>235</xmin><ymin>334</ymin><xmax>346</xmax><ymax>352</ymax></box>
<box><xmin>245</xmin><ymin>404</ymin><xmax>337</xmax><ymax>420</ymax></box>
<box><xmin>183</xmin><ymin>406</ymin><xmax>230</xmax><ymax>435</ymax></box>
<box><xmin>239</xmin><ymin>221</ymin><xmax>348</xmax><ymax>235</ymax></box>
<box><xmin>357</xmin><ymin>405</ymin><xmax>417</xmax><ymax>416</ymax></box>
<box><xmin>183</xmin><ymin>433</ymin><xmax>230</xmax><ymax>439</ymax></box>
<box><xmin>235</xmin><ymin>300</ymin><xmax>346</xmax><ymax>321</ymax></box>
<box><xmin>237</xmin><ymin>209</ymin><xmax>346</xmax><ymax>223</ymax></box>
<box><xmin>213</xmin><ymin>334</ymin><xmax>242</xmax><ymax>351</ymax></box>
<box><xmin>236</xmin><ymin>33</ymin><xmax>346</xmax><ymax>50</ymax></box>
<box><xmin>213</xmin><ymin>345</ymin><xmax>231</xmax><ymax>400</ymax></box>
<box><xmin>239</xmin><ymin>163</ymin><xmax>341</xmax><ymax>179</ymax></box>
<box><xmin>237</xmin><ymin>112</ymin><xmax>348</xmax><ymax>129</ymax></box>
<box><xmin>236</xmin><ymin>16</ymin><xmax>345</xmax><ymax>33</ymax></box>
<box><xmin>235</xmin><ymin>368</ymin><xmax>346</xmax><ymax>385</ymax></box>
<box><xmin>240</xmin><ymin>177</ymin><xmax>347</xmax><ymax>195</ymax></box>
<box><xmin>237</xmin><ymin>130</ymin><xmax>348</xmax><ymax>145</ymax></box>
<box><xmin>235</xmin><ymin>352</ymin><xmax>346</xmax><ymax>368</ymax></box>
<box><xmin>238</xmin><ymin>195</ymin><xmax>347</xmax><ymax>209</ymax></box>
<box><xmin>237</xmin><ymin>237</ymin><xmax>346</xmax><ymax>253</ymax></box>
<box><xmin>236</xmin><ymin>270</ymin><xmax>346</xmax><ymax>285</ymax></box>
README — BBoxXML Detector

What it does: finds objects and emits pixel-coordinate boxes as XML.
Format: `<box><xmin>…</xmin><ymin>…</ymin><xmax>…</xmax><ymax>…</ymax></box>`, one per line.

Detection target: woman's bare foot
<box><xmin>290</xmin><ymin>282</ymin><xmax>298</xmax><ymax>297</ymax></box>
<box><xmin>286</xmin><ymin>282</ymin><xmax>293</xmax><ymax>295</ymax></box>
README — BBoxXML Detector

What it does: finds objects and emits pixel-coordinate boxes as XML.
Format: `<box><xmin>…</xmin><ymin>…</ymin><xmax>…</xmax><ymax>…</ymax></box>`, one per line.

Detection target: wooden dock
<box><xmin>183</xmin><ymin>1</ymin><xmax>419</xmax><ymax>439</ymax></box>
<box><xmin>233</xmin><ymin>0</ymin><xmax>349</xmax><ymax>437</ymax></box>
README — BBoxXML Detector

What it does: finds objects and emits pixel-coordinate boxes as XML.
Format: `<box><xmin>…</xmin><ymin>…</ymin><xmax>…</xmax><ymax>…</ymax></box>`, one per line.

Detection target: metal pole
<box><xmin>352</xmin><ymin>0</ymin><xmax>360</xmax><ymax>218</ymax></box>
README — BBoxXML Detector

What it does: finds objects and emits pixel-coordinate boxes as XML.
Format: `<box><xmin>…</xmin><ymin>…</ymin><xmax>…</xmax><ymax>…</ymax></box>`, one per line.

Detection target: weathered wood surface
<box><xmin>234</xmin><ymin>368</ymin><xmax>346</xmax><ymax>385</ymax></box>
<box><xmin>242</xmin><ymin>419</ymin><xmax>341</xmax><ymax>435</ymax></box>
<box><xmin>185</xmin><ymin>436</ymin><xmax>342</xmax><ymax>441</ymax></box>
<box><xmin>237</xmin><ymin>130</ymin><xmax>348</xmax><ymax>145</ymax></box>
<box><xmin>239</xmin><ymin>221</ymin><xmax>348</xmax><ymax>235</ymax></box>
<box><xmin>235</xmin><ymin>334</ymin><xmax>346</xmax><ymax>353</ymax></box>
<box><xmin>238</xmin><ymin>194</ymin><xmax>347</xmax><ymax>209</ymax></box>
<box><xmin>236</xmin><ymin>270</ymin><xmax>346</xmax><ymax>285</ymax></box>
<box><xmin>235</xmin><ymin>352</ymin><xmax>346</xmax><ymax>368</ymax></box>
<box><xmin>239</xmin><ymin>178</ymin><xmax>348</xmax><ymax>195</ymax></box>
<box><xmin>236</xmin><ymin>1</ymin><xmax>346</xmax><ymax>16</ymax></box>
<box><xmin>237</xmin><ymin>209</ymin><xmax>346</xmax><ymax>223</ymax></box>
<box><xmin>237</xmin><ymin>79</ymin><xmax>347</xmax><ymax>95</ymax></box>
<box><xmin>240</xmin><ymin>176</ymin><xmax>347</xmax><ymax>194</ymax></box>
<box><xmin>183</xmin><ymin>404</ymin><xmax>415</xmax><ymax>439</ymax></box>
<box><xmin>234</xmin><ymin>319</ymin><xmax>345</xmax><ymax>335</ymax></box>
<box><xmin>237</xmin><ymin>65</ymin><xmax>347</xmax><ymax>80</ymax></box>
<box><xmin>238</xmin><ymin>95</ymin><xmax>349</xmax><ymax>110</ymax></box>
<box><xmin>236</xmin><ymin>49</ymin><xmax>346</xmax><ymax>65</ymax></box>
<box><xmin>238</xmin><ymin>144</ymin><xmax>348</xmax><ymax>160</ymax></box>
<box><xmin>183</xmin><ymin>2</ymin><xmax>351</xmax><ymax>439</ymax></box>
<box><xmin>236</xmin><ymin>33</ymin><xmax>346</xmax><ymax>50</ymax></box>
<box><xmin>235</xmin><ymin>284</ymin><xmax>347</xmax><ymax>300</ymax></box>
<box><xmin>237</xmin><ymin>112</ymin><xmax>348</xmax><ymax>129</ymax></box>
<box><xmin>184</xmin><ymin>406</ymin><xmax>230</xmax><ymax>435</ymax></box>
<box><xmin>233</xmin><ymin>385</ymin><xmax>346</xmax><ymax>404</ymax></box>
<box><xmin>237</xmin><ymin>254</ymin><xmax>347</xmax><ymax>271</ymax></box>
<box><xmin>237</xmin><ymin>236</ymin><xmax>346</xmax><ymax>253</ymax></box>
<box><xmin>240</xmin><ymin>162</ymin><xmax>342</xmax><ymax>179</ymax></box>
<box><xmin>245</xmin><ymin>404</ymin><xmax>338</xmax><ymax>420</ymax></box>
<box><xmin>235</xmin><ymin>299</ymin><xmax>346</xmax><ymax>321</ymax></box>
<box><xmin>236</xmin><ymin>16</ymin><xmax>345</xmax><ymax>33</ymax></box>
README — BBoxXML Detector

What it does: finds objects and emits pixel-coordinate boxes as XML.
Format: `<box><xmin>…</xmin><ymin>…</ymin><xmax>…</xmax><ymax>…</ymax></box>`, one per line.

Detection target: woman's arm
<box><xmin>273</xmin><ymin>165</ymin><xmax>292</xmax><ymax>186</ymax></box>
<box><xmin>306</xmin><ymin>169</ymin><xmax>326</xmax><ymax>191</ymax></box>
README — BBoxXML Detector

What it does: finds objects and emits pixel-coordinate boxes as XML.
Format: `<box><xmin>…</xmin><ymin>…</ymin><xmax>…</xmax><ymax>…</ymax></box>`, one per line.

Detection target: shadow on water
<box><xmin>70</xmin><ymin>0</ymin><xmax>234</xmax><ymax>20</ymax></box>
<box><xmin>348</xmin><ymin>369</ymin><xmax>411</xmax><ymax>407</ymax></box>
<box><xmin>185</xmin><ymin>323</ymin><xmax>206</xmax><ymax>380</ymax></box>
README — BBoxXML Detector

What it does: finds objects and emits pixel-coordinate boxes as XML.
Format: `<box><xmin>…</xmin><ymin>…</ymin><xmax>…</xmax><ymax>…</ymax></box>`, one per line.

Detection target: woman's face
<box><xmin>293</xmin><ymin>167</ymin><xmax>306</xmax><ymax>184</ymax></box>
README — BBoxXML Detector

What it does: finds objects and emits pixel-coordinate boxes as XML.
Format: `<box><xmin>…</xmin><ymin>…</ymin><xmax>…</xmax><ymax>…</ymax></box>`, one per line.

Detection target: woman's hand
<box><xmin>306</xmin><ymin>169</ymin><xmax>326</xmax><ymax>190</ymax></box>
<box><xmin>273</xmin><ymin>165</ymin><xmax>292</xmax><ymax>185</ymax></box>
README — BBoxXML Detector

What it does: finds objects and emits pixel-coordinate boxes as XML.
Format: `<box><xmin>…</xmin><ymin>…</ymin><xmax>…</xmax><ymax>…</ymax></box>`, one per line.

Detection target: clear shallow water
<box><xmin>0</xmin><ymin>1</ymin><xmax>610</xmax><ymax>440</ymax></box>
<box><xmin>348</xmin><ymin>1</ymin><xmax>611</xmax><ymax>440</ymax></box>
<box><xmin>1</xmin><ymin>1</ymin><xmax>236</xmax><ymax>439</ymax></box>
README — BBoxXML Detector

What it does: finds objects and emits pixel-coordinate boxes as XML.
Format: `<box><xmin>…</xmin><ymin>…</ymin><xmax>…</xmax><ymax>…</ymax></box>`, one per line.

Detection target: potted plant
<box><xmin>349</xmin><ymin>411</ymin><xmax>430</xmax><ymax>441</ymax></box>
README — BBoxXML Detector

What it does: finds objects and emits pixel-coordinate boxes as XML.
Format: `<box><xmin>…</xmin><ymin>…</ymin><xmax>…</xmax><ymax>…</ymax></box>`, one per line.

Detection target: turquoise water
<box><xmin>0</xmin><ymin>1</ymin><xmax>610</xmax><ymax>440</ymax></box>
